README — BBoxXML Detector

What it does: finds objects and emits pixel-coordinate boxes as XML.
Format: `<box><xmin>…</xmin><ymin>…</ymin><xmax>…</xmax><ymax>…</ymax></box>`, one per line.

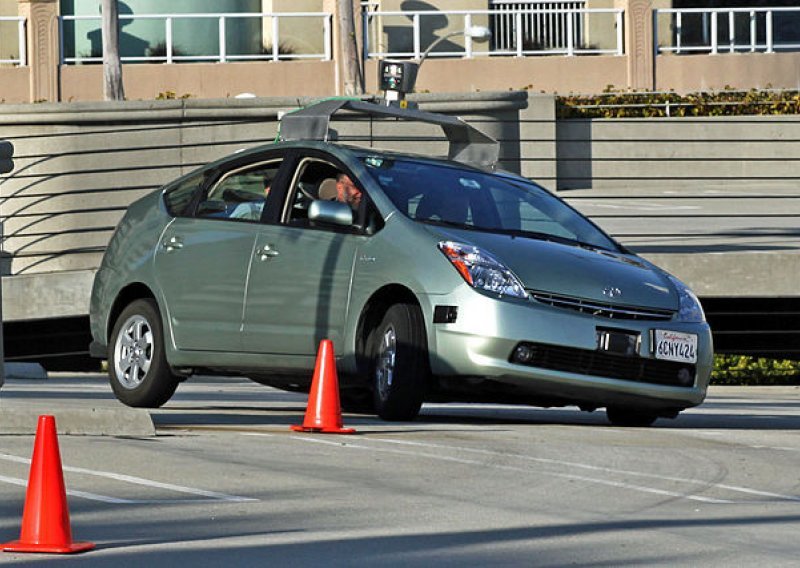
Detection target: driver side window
<box><xmin>197</xmin><ymin>160</ymin><xmax>281</xmax><ymax>222</ymax></box>
<box><xmin>284</xmin><ymin>159</ymin><xmax>345</xmax><ymax>226</ymax></box>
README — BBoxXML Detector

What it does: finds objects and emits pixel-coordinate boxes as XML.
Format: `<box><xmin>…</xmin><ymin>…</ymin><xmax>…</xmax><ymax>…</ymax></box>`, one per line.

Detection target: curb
<box><xmin>0</xmin><ymin>406</ymin><xmax>156</xmax><ymax>436</ymax></box>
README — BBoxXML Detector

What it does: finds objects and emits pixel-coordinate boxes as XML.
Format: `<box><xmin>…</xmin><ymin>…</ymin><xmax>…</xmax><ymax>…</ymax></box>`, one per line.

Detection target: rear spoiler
<box><xmin>278</xmin><ymin>99</ymin><xmax>499</xmax><ymax>169</ymax></box>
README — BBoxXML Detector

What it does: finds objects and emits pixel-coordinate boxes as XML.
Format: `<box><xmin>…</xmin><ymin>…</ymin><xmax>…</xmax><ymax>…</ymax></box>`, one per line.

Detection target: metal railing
<box><xmin>655</xmin><ymin>7</ymin><xmax>800</xmax><ymax>55</ymax></box>
<box><xmin>59</xmin><ymin>12</ymin><xmax>332</xmax><ymax>64</ymax></box>
<box><xmin>0</xmin><ymin>17</ymin><xmax>27</xmax><ymax>65</ymax></box>
<box><xmin>490</xmin><ymin>0</ymin><xmax>586</xmax><ymax>52</ymax></box>
<box><xmin>363</xmin><ymin>8</ymin><xmax>624</xmax><ymax>59</ymax></box>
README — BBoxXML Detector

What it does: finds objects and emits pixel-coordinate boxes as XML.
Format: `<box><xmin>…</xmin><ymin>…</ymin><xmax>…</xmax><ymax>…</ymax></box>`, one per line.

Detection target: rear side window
<box><xmin>163</xmin><ymin>173</ymin><xmax>204</xmax><ymax>217</ymax></box>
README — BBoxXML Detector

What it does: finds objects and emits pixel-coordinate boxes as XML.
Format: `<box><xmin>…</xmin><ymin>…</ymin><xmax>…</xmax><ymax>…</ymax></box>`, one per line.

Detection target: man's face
<box><xmin>337</xmin><ymin>175</ymin><xmax>362</xmax><ymax>209</ymax></box>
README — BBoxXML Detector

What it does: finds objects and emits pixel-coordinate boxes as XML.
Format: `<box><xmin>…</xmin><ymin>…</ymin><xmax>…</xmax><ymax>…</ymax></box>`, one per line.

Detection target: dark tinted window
<box><xmin>361</xmin><ymin>157</ymin><xmax>619</xmax><ymax>251</ymax></box>
<box><xmin>163</xmin><ymin>173</ymin><xmax>204</xmax><ymax>217</ymax></box>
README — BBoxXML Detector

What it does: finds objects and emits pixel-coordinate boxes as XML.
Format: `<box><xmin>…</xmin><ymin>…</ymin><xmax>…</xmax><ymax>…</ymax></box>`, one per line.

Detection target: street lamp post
<box><xmin>418</xmin><ymin>26</ymin><xmax>492</xmax><ymax>67</ymax></box>
<box><xmin>379</xmin><ymin>25</ymin><xmax>491</xmax><ymax>107</ymax></box>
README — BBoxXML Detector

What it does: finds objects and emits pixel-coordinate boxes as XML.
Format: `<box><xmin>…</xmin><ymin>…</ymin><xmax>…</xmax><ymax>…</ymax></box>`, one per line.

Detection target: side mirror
<box><xmin>308</xmin><ymin>200</ymin><xmax>353</xmax><ymax>227</ymax></box>
<box><xmin>197</xmin><ymin>199</ymin><xmax>228</xmax><ymax>216</ymax></box>
<box><xmin>0</xmin><ymin>140</ymin><xmax>14</xmax><ymax>174</ymax></box>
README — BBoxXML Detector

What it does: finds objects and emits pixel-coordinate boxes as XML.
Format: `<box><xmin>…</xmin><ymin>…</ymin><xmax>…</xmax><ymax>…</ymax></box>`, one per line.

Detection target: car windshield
<box><xmin>360</xmin><ymin>156</ymin><xmax>620</xmax><ymax>251</ymax></box>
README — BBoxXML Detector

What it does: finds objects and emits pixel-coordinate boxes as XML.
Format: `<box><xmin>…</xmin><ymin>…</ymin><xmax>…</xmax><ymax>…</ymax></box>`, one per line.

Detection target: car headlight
<box><xmin>668</xmin><ymin>275</ymin><xmax>705</xmax><ymax>323</ymax></box>
<box><xmin>438</xmin><ymin>241</ymin><xmax>527</xmax><ymax>299</ymax></box>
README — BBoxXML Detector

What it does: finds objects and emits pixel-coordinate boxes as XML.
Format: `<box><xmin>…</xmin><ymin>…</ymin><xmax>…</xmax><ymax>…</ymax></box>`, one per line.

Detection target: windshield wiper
<box><xmin>489</xmin><ymin>227</ymin><xmax>577</xmax><ymax>246</ymax></box>
<box><xmin>417</xmin><ymin>218</ymin><xmax>478</xmax><ymax>231</ymax></box>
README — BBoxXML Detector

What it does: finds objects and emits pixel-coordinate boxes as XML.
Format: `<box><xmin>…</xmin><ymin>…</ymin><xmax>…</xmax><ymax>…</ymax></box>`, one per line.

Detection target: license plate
<box><xmin>653</xmin><ymin>330</ymin><xmax>698</xmax><ymax>364</ymax></box>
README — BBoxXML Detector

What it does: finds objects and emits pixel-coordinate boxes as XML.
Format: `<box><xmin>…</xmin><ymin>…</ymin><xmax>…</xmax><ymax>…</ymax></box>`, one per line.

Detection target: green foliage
<box><xmin>711</xmin><ymin>354</ymin><xmax>800</xmax><ymax>385</ymax></box>
<box><xmin>156</xmin><ymin>91</ymin><xmax>193</xmax><ymax>100</ymax></box>
<box><xmin>557</xmin><ymin>86</ymin><xmax>800</xmax><ymax>119</ymax></box>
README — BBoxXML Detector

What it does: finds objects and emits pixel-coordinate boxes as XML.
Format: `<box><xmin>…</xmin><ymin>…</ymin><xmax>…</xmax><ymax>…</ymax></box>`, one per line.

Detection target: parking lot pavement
<box><xmin>1</xmin><ymin>375</ymin><xmax>800</xmax><ymax>566</ymax></box>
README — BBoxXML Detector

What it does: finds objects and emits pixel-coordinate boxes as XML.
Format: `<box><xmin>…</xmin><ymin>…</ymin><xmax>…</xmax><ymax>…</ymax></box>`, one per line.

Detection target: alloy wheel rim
<box><xmin>113</xmin><ymin>315</ymin><xmax>154</xmax><ymax>389</ymax></box>
<box><xmin>375</xmin><ymin>325</ymin><xmax>397</xmax><ymax>401</ymax></box>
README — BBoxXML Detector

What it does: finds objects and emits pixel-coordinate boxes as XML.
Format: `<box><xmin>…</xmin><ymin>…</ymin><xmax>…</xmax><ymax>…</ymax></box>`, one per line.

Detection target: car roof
<box><xmin>206</xmin><ymin>139</ymin><xmax>498</xmax><ymax>176</ymax></box>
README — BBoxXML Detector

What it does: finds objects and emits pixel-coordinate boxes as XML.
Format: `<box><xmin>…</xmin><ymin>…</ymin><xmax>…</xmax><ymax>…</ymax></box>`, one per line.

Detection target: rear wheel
<box><xmin>370</xmin><ymin>303</ymin><xmax>427</xmax><ymax>421</ymax></box>
<box><xmin>606</xmin><ymin>406</ymin><xmax>659</xmax><ymax>427</ymax></box>
<box><xmin>108</xmin><ymin>299</ymin><xmax>179</xmax><ymax>408</ymax></box>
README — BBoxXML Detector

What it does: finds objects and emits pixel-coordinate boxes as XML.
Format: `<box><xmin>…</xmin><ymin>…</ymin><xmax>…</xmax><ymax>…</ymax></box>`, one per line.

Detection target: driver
<box><xmin>335</xmin><ymin>173</ymin><xmax>362</xmax><ymax>211</ymax></box>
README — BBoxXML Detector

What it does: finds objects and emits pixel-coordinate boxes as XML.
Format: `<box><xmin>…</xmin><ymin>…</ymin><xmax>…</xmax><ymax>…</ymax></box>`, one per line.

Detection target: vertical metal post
<box><xmin>566</xmin><ymin>9</ymin><xmax>574</xmax><ymax>55</ymax></box>
<box><xmin>325</xmin><ymin>14</ymin><xmax>332</xmax><ymax>61</ymax></box>
<box><xmin>361</xmin><ymin>10</ymin><xmax>369</xmax><ymax>62</ymax></box>
<box><xmin>750</xmin><ymin>11</ymin><xmax>756</xmax><ymax>52</ymax></box>
<box><xmin>413</xmin><ymin>13</ymin><xmax>420</xmax><ymax>59</ymax></box>
<box><xmin>465</xmin><ymin>14</ymin><xmax>473</xmax><ymax>58</ymax></box>
<box><xmin>616</xmin><ymin>10</ymin><xmax>624</xmax><ymax>56</ymax></box>
<box><xmin>166</xmin><ymin>16</ymin><xmax>173</xmax><ymax>63</ymax></box>
<box><xmin>19</xmin><ymin>18</ymin><xmax>27</xmax><ymax>66</ymax></box>
<box><xmin>676</xmin><ymin>11</ymin><xmax>682</xmax><ymax>54</ymax></box>
<box><xmin>653</xmin><ymin>10</ymin><xmax>659</xmax><ymax>57</ymax></box>
<box><xmin>728</xmin><ymin>11</ymin><xmax>734</xmax><ymax>52</ymax></box>
<box><xmin>765</xmin><ymin>10</ymin><xmax>773</xmax><ymax>53</ymax></box>
<box><xmin>219</xmin><ymin>16</ymin><xmax>226</xmax><ymax>62</ymax></box>
<box><xmin>272</xmin><ymin>15</ymin><xmax>279</xmax><ymax>61</ymax></box>
<box><xmin>702</xmin><ymin>12</ymin><xmax>709</xmax><ymax>45</ymax></box>
<box><xmin>515</xmin><ymin>11</ymin><xmax>523</xmax><ymax>56</ymax></box>
<box><xmin>710</xmin><ymin>11</ymin><xmax>718</xmax><ymax>54</ymax></box>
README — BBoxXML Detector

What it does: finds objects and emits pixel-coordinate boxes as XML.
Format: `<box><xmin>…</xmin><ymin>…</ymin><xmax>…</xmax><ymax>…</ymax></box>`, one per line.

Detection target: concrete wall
<box><xmin>60</xmin><ymin>61</ymin><xmax>337</xmax><ymax>101</ymax></box>
<box><xmin>365</xmin><ymin>55</ymin><xmax>630</xmax><ymax>94</ymax></box>
<box><xmin>0</xmin><ymin>91</ymin><xmax>542</xmax><ymax>321</ymax></box>
<box><xmin>656</xmin><ymin>52</ymin><xmax>800</xmax><ymax>92</ymax></box>
<box><xmin>554</xmin><ymin>115</ymin><xmax>800</xmax><ymax>297</ymax></box>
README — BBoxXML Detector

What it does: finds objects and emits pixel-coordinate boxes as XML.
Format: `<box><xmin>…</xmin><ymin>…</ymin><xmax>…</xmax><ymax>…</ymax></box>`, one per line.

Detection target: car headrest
<box><xmin>317</xmin><ymin>178</ymin><xmax>338</xmax><ymax>201</ymax></box>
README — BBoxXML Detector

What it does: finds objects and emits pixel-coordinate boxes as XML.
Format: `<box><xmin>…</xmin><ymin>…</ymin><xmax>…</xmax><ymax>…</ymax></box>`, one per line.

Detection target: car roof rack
<box><xmin>278</xmin><ymin>99</ymin><xmax>499</xmax><ymax>168</ymax></box>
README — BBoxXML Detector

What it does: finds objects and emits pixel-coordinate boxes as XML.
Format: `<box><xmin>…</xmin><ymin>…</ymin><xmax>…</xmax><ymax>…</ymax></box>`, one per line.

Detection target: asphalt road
<box><xmin>1</xmin><ymin>375</ymin><xmax>799</xmax><ymax>566</ymax></box>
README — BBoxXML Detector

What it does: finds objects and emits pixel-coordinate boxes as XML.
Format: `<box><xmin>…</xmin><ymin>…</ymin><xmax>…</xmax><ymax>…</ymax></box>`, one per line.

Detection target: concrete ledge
<box><xmin>0</xmin><ymin>406</ymin><xmax>156</xmax><ymax>436</ymax></box>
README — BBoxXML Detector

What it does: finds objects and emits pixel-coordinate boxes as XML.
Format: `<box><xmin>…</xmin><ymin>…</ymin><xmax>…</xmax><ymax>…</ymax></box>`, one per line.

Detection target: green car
<box><xmin>90</xmin><ymin>102</ymin><xmax>712</xmax><ymax>426</ymax></box>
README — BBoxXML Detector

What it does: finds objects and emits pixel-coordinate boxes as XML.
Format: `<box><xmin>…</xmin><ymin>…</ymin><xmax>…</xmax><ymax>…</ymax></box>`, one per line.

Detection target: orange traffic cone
<box><xmin>291</xmin><ymin>339</ymin><xmax>356</xmax><ymax>434</ymax></box>
<box><xmin>2</xmin><ymin>415</ymin><xmax>95</xmax><ymax>554</ymax></box>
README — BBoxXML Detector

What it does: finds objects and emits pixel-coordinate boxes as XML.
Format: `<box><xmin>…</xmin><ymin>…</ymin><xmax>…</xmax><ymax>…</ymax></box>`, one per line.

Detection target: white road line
<box><xmin>365</xmin><ymin>438</ymin><xmax>800</xmax><ymax>504</ymax></box>
<box><xmin>289</xmin><ymin>435</ymin><xmax>731</xmax><ymax>504</ymax></box>
<box><xmin>751</xmin><ymin>445</ymin><xmax>800</xmax><ymax>453</ymax></box>
<box><xmin>0</xmin><ymin>474</ymin><xmax>135</xmax><ymax>504</ymax></box>
<box><xmin>0</xmin><ymin>452</ymin><xmax>256</xmax><ymax>503</ymax></box>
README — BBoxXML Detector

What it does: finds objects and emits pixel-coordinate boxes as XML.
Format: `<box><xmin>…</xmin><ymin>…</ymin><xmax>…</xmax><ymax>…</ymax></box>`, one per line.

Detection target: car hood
<box><xmin>428</xmin><ymin>226</ymin><xmax>678</xmax><ymax>310</ymax></box>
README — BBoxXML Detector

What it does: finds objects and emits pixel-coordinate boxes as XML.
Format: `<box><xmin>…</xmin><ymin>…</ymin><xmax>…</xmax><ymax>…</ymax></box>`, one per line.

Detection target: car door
<box><xmin>242</xmin><ymin>155</ymin><xmax>366</xmax><ymax>355</ymax></box>
<box><xmin>155</xmin><ymin>156</ymin><xmax>286</xmax><ymax>352</ymax></box>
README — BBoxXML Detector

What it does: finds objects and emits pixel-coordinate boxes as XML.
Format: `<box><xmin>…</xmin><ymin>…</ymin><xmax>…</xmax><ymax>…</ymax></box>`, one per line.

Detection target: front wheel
<box><xmin>606</xmin><ymin>406</ymin><xmax>659</xmax><ymax>427</ymax></box>
<box><xmin>108</xmin><ymin>298</ymin><xmax>179</xmax><ymax>408</ymax></box>
<box><xmin>370</xmin><ymin>303</ymin><xmax>428</xmax><ymax>421</ymax></box>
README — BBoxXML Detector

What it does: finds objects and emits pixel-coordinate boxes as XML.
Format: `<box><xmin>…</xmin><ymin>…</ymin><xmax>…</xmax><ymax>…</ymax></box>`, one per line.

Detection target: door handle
<box><xmin>255</xmin><ymin>244</ymin><xmax>280</xmax><ymax>261</ymax></box>
<box><xmin>162</xmin><ymin>236</ymin><xmax>183</xmax><ymax>252</ymax></box>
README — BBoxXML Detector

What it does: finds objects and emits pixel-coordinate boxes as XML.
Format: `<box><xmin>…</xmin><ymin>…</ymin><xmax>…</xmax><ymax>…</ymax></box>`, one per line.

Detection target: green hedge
<box><xmin>711</xmin><ymin>354</ymin><xmax>800</xmax><ymax>385</ymax></box>
<box><xmin>557</xmin><ymin>87</ymin><xmax>800</xmax><ymax>119</ymax></box>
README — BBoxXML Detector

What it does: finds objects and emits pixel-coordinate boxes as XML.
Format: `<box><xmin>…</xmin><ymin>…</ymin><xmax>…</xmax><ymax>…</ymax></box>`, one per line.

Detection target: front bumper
<box><xmin>424</xmin><ymin>288</ymin><xmax>713</xmax><ymax>410</ymax></box>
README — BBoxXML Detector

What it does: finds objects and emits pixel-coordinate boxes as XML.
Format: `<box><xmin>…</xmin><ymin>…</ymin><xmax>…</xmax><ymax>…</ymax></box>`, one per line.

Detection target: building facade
<box><xmin>0</xmin><ymin>0</ymin><xmax>799</xmax><ymax>103</ymax></box>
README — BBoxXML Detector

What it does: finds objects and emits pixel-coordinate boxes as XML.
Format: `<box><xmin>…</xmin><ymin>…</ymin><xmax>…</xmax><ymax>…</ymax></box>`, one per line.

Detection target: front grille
<box><xmin>511</xmin><ymin>342</ymin><xmax>696</xmax><ymax>388</ymax></box>
<box><xmin>530</xmin><ymin>292</ymin><xmax>674</xmax><ymax>321</ymax></box>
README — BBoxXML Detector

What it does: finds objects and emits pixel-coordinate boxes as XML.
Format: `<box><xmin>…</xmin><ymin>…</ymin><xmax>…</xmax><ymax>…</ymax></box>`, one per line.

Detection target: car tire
<box><xmin>606</xmin><ymin>406</ymin><xmax>659</xmax><ymax>427</ymax></box>
<box><xmin>108</xmin><ymin>298</ymin><xmax>179</xmax><ymax>408</ymax></box>
<box><xmin>370</xmin><ymin>303</ymin><xmax>427</xmax><ymax>421</ymax></box>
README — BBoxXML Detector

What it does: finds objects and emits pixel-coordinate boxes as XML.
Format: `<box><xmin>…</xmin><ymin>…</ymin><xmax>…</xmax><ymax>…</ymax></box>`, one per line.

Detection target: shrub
<box><xmin>557</xmin><ymin>87</ymin><xmax>800</xmax><ymax>119</ymax></box>
<box><xmin>711</xmin><ymin>354</ymin><xmax>800</xmax><ymax>385</ymax></box>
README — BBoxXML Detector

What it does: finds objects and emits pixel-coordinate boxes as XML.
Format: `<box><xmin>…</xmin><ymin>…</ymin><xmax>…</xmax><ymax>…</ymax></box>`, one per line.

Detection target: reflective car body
<box><xmin>90</xmin><ymin>138</ymin><xmax>713</xmax><ymax>425</ymax></box>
